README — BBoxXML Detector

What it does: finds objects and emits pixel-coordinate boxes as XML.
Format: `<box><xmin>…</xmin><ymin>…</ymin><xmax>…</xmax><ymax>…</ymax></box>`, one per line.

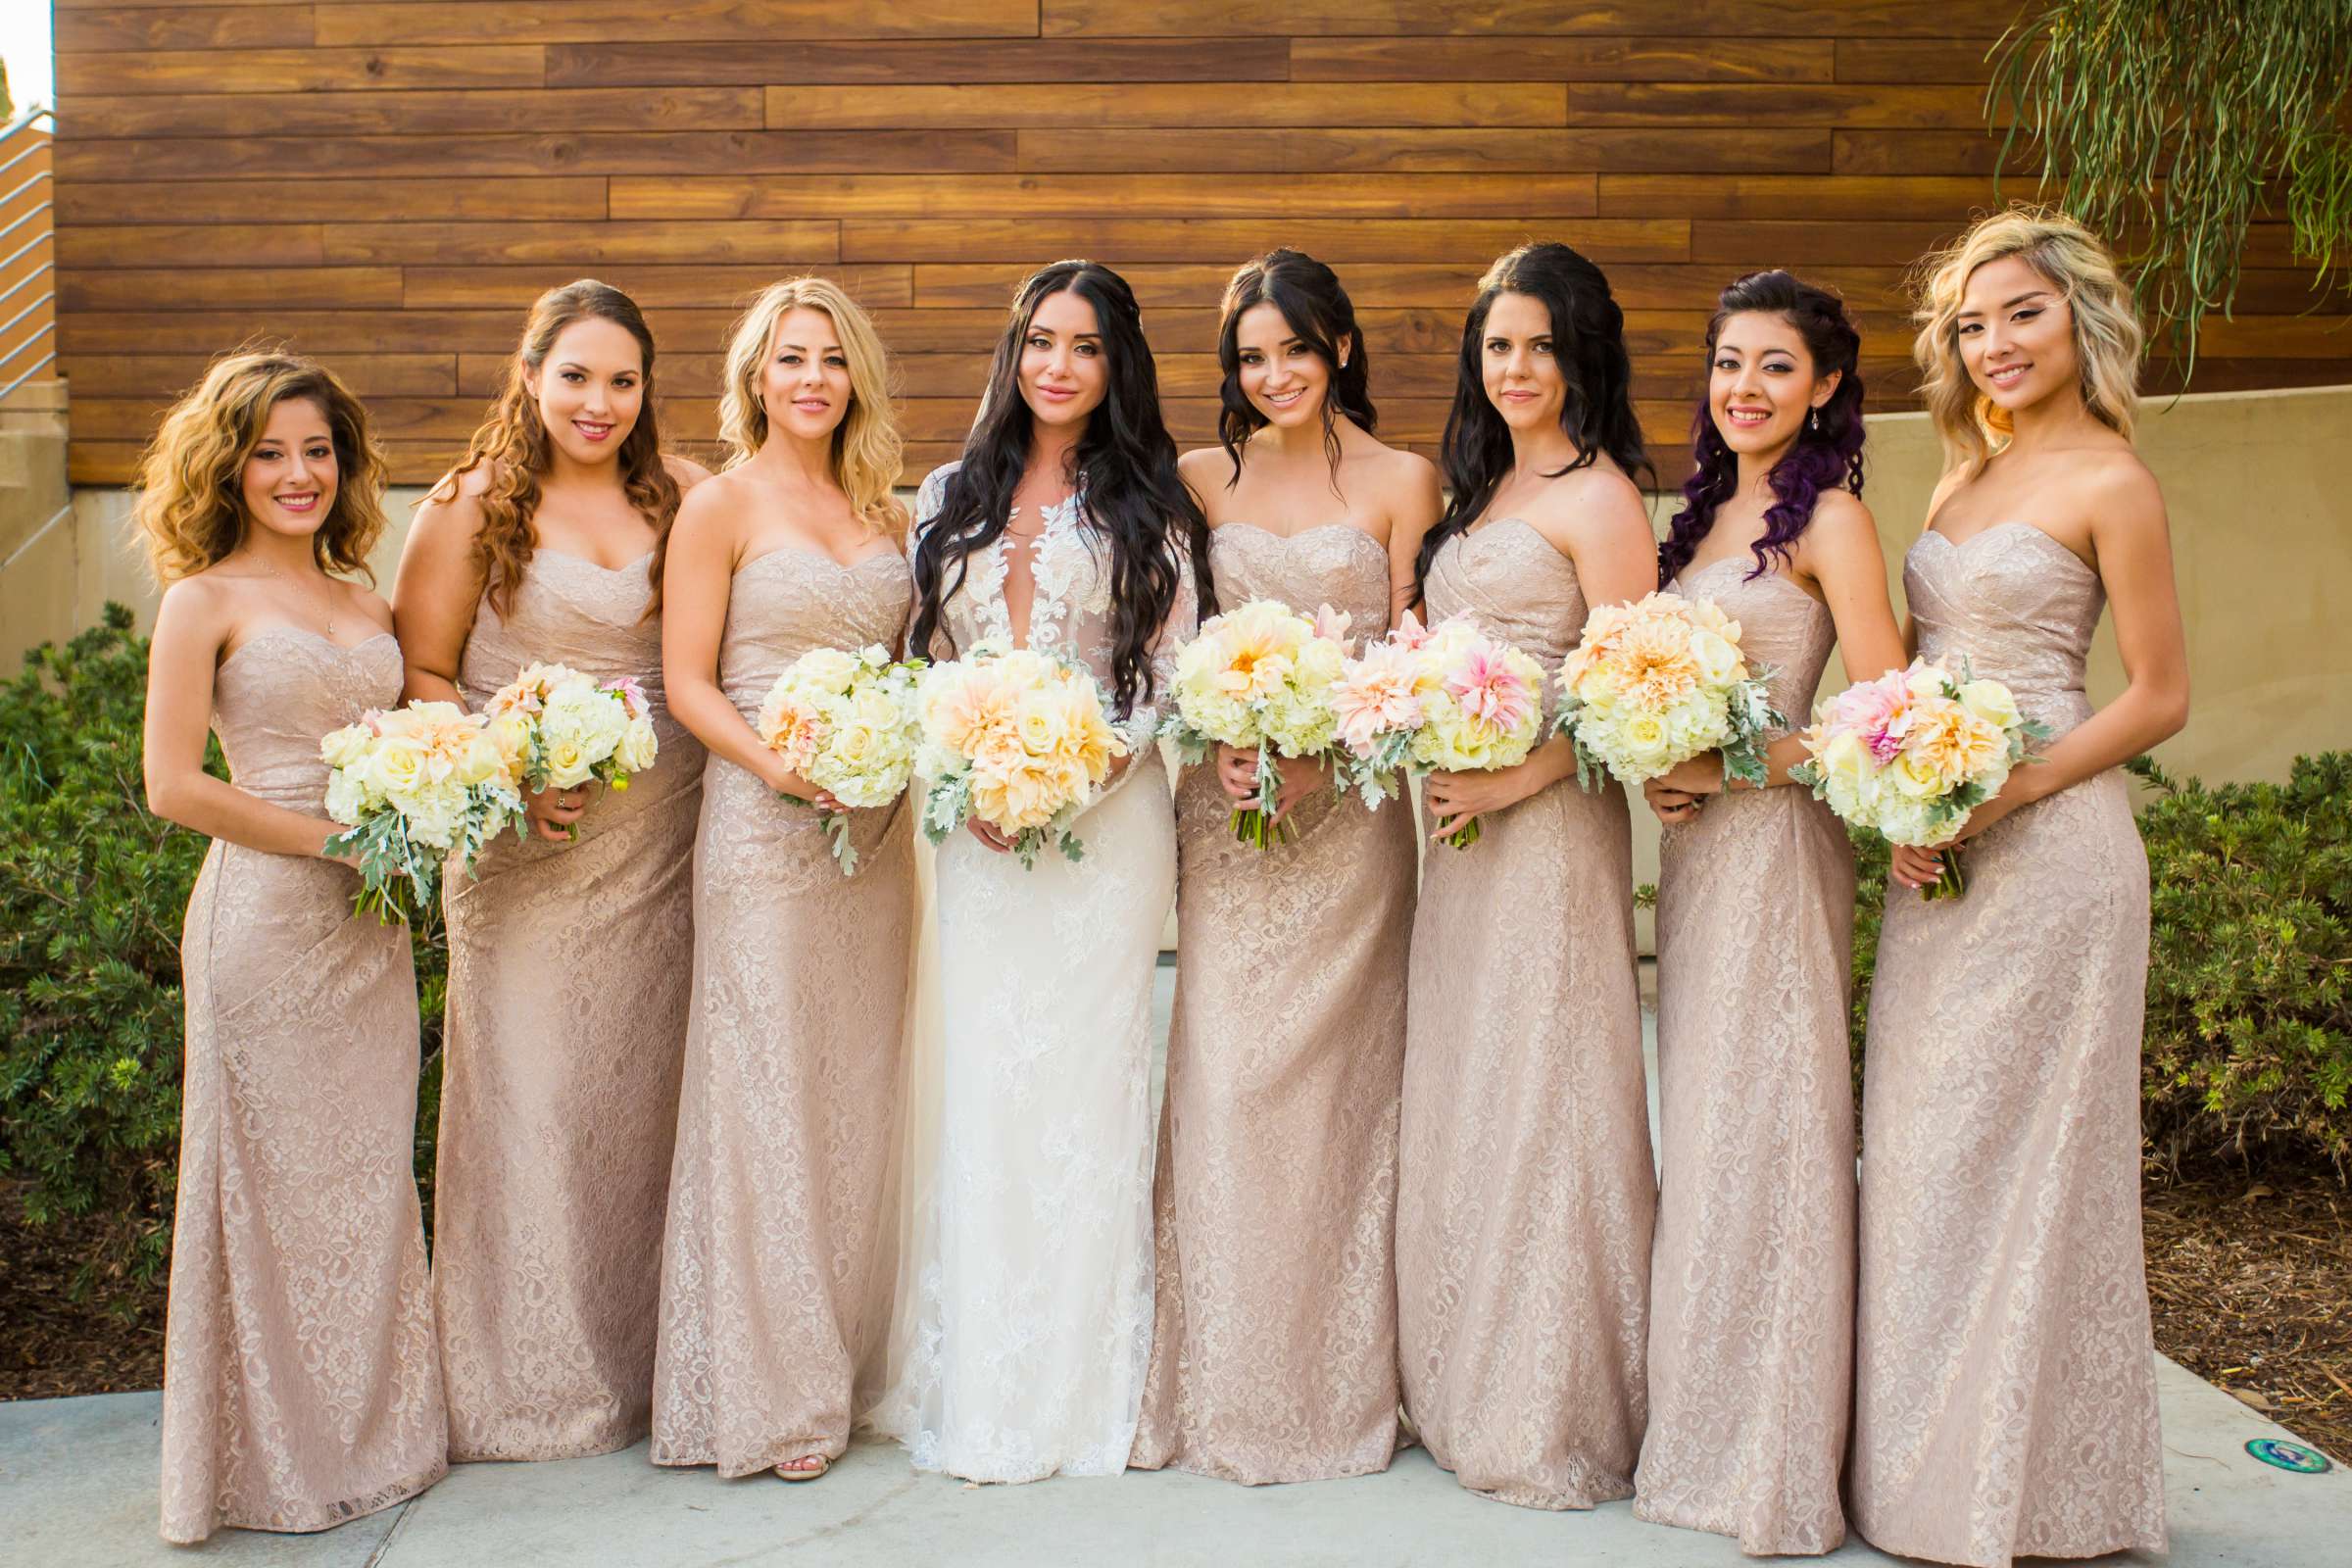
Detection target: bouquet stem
<box><xmin>1922</xmin><ymin>847</ymin><xmax>1967</xmax><ymax>901</ymax></box>
<box><xmin>1229</xmin><ymin>806</ymin><xmax>1298</xmax><ymax>850</ymax></box>
<box><xmin>1440</xmin><ymin>817</ymin><xmax>1483</xmax><ymax>851</ymax></box>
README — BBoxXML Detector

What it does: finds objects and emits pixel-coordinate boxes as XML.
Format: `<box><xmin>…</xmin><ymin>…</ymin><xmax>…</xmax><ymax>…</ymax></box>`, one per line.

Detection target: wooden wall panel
<box><xmin>49</xmin><ymin>3</ymin><xmax>2352</xmax><ymax>486</ymax></box>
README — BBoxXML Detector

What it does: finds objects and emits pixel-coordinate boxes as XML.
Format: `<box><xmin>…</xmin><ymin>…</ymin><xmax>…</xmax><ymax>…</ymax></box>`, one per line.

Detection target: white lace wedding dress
<box><xmin>867</xmin><ymin>463</ymin><xmax>1188</xmax><ymax>1482</ymax></box>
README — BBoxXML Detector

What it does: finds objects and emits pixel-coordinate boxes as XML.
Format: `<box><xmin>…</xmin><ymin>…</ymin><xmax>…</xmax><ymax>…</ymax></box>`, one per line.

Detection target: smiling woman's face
<box><xmin>1956</xmin><ymin>253</ymin><xmax>2079</xmax><ymax>415</ymax></box>
<box><xmin>528</xmin><ymin>316</ymin><xmax>646</xmax><ymax>466</ymax></box>
<box><xmin>239</xmin><ymin>395</ymin><xmax>338</xmax><ymax>543</ymax></box>
<box><xmin>1708</xmin><ymin>310</ymin><xmax>1836</xmax><ymax>458</ymax></box>
<box><xmin>1018</xmin><ymin>287</ymin><xmax>1108</xmax><ymax>431</ymax></box>
<box><xmin>759</xmin><ymin>305</ymin><xmax>853</xmax><ymax>445</ymax></box>
<box><xmin>1481</xmin><ymin>290</ymin><xmax>1566</xmax><ymax>435</ymax></box>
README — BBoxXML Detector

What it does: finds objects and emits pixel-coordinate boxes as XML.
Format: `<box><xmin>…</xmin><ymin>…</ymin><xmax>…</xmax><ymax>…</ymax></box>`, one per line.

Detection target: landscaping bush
<box><xmin>2131</xmin><ymin>753</ymin><xmax>2350</xmax><ymax>1173</ymax></box>
<box><xmin>1845</xmin><ymin>754</ymin><xmax>2351</xmax><ymax>1177</ymax></box>
<box><xmin>0</xmin><ymin>607</ymin><xmax>446</xmax><ymax>1297</ymax></box>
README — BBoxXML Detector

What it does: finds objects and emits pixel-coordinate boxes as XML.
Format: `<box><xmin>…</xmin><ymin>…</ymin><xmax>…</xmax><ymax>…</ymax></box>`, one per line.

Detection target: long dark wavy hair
<box><xmin>1212</xmin><ymin>248</ymin><xmax>1377</xmax><ymax>487</ymax></box>
<box><xmin>908</xmin><ymin>260</ymin><xmax>1213</xmax><ymax>718</ymax></box>
<box><xmin>1414</xmin><ymin>242</ymin><xmax>1653</xmax><ymax>593</ymax></box>
<box><xmin>1658</xmin><ymin>270</ymin><xmax>1867</xmax><ymax>585</ymax></box>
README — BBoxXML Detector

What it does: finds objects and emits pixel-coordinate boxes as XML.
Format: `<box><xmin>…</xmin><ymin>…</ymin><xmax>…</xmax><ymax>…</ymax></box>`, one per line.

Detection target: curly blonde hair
<box><xmin>131</xmin><ymin>349</ymin><xmax>388</xmax><ymax>584</ymax></box>
<box><xmin>430</xmin><ymin>279</ymin><xmax>682</xmax><ymax>616</ymax></box>
<box><xmin>1911</xmin><ymin>205</ymin><xmax>2144</xmax><ymax>475</ymax></box>
<box><xmin>716</xmin><ymin>276</ymin><xmax>906</xmax><ymax>532</ymax></box>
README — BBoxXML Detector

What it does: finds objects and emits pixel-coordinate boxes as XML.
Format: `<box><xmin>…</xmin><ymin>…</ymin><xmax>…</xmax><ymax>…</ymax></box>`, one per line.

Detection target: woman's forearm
<box><xmin>2010</xmin><ymin>680</ymin><xmax>2189</xmax><ymax>807</ymax></box>
<box><xmin>150</xmin><ymin>768</ymin><xmax>345</xmax><ymax>859</ymax></box>
<box><xmin>668</xmin><ymin>673</ymin><xmax>779</xmax><ymax>787</ymax></box>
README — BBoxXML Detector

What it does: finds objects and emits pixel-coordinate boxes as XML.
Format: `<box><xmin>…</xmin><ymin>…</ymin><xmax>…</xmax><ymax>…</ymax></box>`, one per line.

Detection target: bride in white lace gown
<box><xmin>868</xmin><ymin>262</ymin><xmax>1209</xmax><ymax>1482</ymax></box>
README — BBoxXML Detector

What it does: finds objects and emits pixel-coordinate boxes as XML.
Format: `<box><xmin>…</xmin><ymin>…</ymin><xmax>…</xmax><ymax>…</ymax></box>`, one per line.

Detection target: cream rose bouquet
<box><xmin>1791</xmin><ymin>656</ymin><xmax>2048</xmax><ymax>899</ymax></box>
<box><xmin>756</xmin><ymin>643</ymin><xmax>925</xmax><ymax>875</ymax></box>
<box><xmin>1404</xmin><ymin>616</ymin><xmax>1549</xmax><ymax>848</ymax></box>
<box><xmin>915</xmin><ymin>641</ymin><xmax>1127</xmax><ymax>868</ymax></box>
<box><xmin>320</xmin><ymin>701</ymin><xmax>526</xmax><ymax>927</ymax></box>
<box><xmin>1553</xmin><ymin>590</ymin><xmax>1784</xmax><ymax>792</ymax></box>
<box><xmin>484</xmin><ymin>662</ymin><xmax>660</xmax><ymax>824</ymax></box>
<box><xmin>1323</xmin><ymin>610</ymin><xmax>1436</xmax><ymax>810</ymax></box>
<box><xmin>1162</xmin><ymin>598</ymin><xmax>1350</xmax><ymax>850</ymax></box>
<box><xmin>1328</xmin><ymin>612</ymin><xmax>1544</xmax><ymax>849</ymax></box>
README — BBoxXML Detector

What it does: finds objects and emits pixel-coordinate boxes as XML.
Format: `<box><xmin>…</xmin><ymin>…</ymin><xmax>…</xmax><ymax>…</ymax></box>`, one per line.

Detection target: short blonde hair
<box><xmin>1910</xmin><ymin>205</ymin><xmax>2144</xmax><ymax>475</ymax></box>
<box><xmin>717</xmin><ymin>277</ymin><xmax>906</xmax><ymax>534</ymax></box>
<box><xmin>131</xmin><ymin>349</ymin><xmax>388</xmax><ymax>584</ymax></box>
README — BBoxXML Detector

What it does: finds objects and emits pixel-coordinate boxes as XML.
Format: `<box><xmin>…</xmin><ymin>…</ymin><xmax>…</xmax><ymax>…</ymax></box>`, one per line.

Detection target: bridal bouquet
<box><xmin>484</xmin><ymin>662</ymin><xmax>660</xmax><ymax>812</ymax></box>
<box><xmin>1553</xmin><ymin>590</ymin><xmax>1783</xmax><ymax>791</ymax></box>
<box><xmin>756</xmin><ymin>643</ymin><xmax>925</xmax><ymax>874</ymax></box>
<box><xmin>321</xmin><ymin>702</ymin><xmax>525</xmax><ymax>927</ymax></box>
<box><xmin>1163</xmin><ymin>598</ymin><xmax>1350</xmax><ymax>849</ymax></box>
<box><xmin>1791</xmin><ymin>657</ymin><xmax>2047</xmax><ymax>900</ymax></box>
<box><xmin>1330</xmin><ymin>612</ymin><xmax>1546</xmax><ymax>849</ymax></box>
<box><xmin>915</xmin><ymin>641</ymin><xmax>1127</xmax><ymax>868</ymax></box>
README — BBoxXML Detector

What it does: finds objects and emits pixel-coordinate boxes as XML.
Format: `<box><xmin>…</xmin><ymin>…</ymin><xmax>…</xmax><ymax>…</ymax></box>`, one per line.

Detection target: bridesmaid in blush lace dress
<box><xmin>1852</xmin><ymin>210</ymin><xmax>2187</xmax><ymax>1568</ymax></box>
<box><xmin>393</xmin><ymin>281</ymin><xmax>711</xmax><ymax>1462</ymax></box>
<box><xmin>139</xmin><ymin>354</ymin><xmax>444</xmax><ymax>1544</ymax></box>
<box><xmin>1633</xmin><ymin>273</ymin><xmax>1906</xmax><ymax>1555</ymax></box>
<box><xmin>1132</xmin><ymin>251</ymin><xmax>1437</xmax><ymax>1484</ymax></box>
<box><xmin>1396</xmin><ymin>244</ymin><xmax>1660</xmax><ymax>1510</ymax></box>
<box><xmin>649</xmin><ymin>280</ymin><xmax>915</xmax><ymax>1484</ymax></box>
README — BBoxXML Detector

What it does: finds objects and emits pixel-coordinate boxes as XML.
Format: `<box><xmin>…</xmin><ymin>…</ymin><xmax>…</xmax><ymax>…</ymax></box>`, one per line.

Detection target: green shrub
<box><xmin>1845</xmin><ymin>754</ymin><xmax>2351</xmax><ymax>1176</ymax></box>
<box><xmin>0</xmin><ymin>606</ymin><xmax>446</xmax><ymax>1295</ymax></box>
<box><xmin>2132</xmin><ymin>753</ymin><xmax>2350</xmax><ymax>1172</ymax></box>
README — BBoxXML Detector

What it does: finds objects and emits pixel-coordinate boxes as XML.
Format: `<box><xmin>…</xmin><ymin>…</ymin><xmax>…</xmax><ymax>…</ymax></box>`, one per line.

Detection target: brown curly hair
<box><xmin>130</xmin><ymin>349</ymin><xmax>389</xmax><ymax>584</ymax></box>
<box><xmin>431</xmin><ymin>279</ymin><xmax>682</xmax><ymax>616</ymax></box>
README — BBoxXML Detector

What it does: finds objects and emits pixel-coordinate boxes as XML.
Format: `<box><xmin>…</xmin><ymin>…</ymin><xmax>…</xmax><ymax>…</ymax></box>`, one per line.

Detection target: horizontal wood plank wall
<box><xmin>50</xmin><ymin>1</ymin><xmax>2352</xmax><ymax>488</ymax></box>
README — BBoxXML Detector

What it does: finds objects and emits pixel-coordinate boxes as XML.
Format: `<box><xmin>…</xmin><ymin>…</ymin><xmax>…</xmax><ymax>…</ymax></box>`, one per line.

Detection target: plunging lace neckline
<box><xmin>983</xmin><ymin>494</ymin><xmax>1087</xmax><ymax>651</ymax></box>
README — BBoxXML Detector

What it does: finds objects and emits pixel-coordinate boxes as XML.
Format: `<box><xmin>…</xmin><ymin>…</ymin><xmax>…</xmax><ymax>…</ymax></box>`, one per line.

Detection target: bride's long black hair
<box><xmin>908</xmin><ymin>260</ymin><xmax>1213</xmax><ymax>718</ymax></box>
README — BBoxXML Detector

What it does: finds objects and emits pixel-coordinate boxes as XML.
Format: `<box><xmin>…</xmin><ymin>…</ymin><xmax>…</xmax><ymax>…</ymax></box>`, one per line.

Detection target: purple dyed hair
<box><xmin>1658</xmin><ymin>270</ymin><xmax>1867</xmax><ymax>586</ymax></box>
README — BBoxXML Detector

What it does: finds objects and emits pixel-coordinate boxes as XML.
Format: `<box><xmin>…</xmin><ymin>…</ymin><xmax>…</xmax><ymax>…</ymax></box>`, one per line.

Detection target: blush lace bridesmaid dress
<box><xmin>650</xmin><ymin>543</ymin><xmax>916</xmax><ymax>1477</ymax></box>
<box><xmin>1850</xmin><ymin>522</ymin><xmax>2167</xmax><ymax>1567</ymax></box>
<box><xmin>1395</xmin><ymin>517</ymin><xmax>1654</xmax><ymax>1509</ymax></box>
<box><xmin>431</xmin><ymin>550</ymin><xmax>706</xmax><ymax>1461</ymax></box>
<box><xmin>1132</xmin><ymin>521</ymin><xmax>1414</xmax><ymax>1484</ymax></box>
<box><xmin>1634</xmin><ymin>555</ymin><xmax>1855</xmax><ymax>1553</ymax></box>
<box><xmin>161</xmin><ymin>628</ymin><xmax>445</xmax><ymax>1544</ymax></box>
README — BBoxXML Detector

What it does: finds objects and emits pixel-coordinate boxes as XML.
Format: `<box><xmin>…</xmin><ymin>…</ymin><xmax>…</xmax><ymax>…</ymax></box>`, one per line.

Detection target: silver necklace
<box><xmin>260</xmin><ymin>558</ymin><xmax>336</xmax><ymax>639</ymax></box>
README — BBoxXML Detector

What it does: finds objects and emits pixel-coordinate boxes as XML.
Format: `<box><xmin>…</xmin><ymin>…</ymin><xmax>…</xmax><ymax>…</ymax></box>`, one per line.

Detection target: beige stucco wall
<box><xmin>9</xmin><ymin>384</ymin><xmax>2349</xmax><ymax>953</ymax></box>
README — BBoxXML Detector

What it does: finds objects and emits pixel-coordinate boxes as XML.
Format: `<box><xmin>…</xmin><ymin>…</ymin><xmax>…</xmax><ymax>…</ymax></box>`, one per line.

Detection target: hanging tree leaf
<box><xmin>1987</xmin><ymin>0</ymin><xmax>2352</xmax><ymax>376</ymax></box>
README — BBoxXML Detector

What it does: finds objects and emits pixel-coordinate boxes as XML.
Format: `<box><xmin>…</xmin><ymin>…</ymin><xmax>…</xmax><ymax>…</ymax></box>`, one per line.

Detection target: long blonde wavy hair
<box><xmin>1911</xmin><ymin>205</ymin><xmax>2144</xmax><ymax>475</ymax></box>
<box><xmin>430</xmin><ymin>279</ymin><xmax>682</xmax><ymax>616</ymax></box>
<box><xmin>716</xmin><ymin>276</ymin><xmax>906</xmax><ymax>532</ymax></box>
<box><xmin>131</xmin><ymin>349</ymin><xmax>389</xmax><ymax>584</ymax></box>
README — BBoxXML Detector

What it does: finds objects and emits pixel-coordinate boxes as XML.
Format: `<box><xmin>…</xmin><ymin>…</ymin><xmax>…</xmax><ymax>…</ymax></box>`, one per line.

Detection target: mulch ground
<box><xmin>2143</xmin><ymin>1170</ymin><xmax>2352</xmax><ymax>1462</ymax></box>
<box><xmin>5</xmin><ymin>1171</ymin><xmax>2348</xmax><ymax>1463</ymax></box>
<box><xmin>0</xmin><ymin>1182</ymin><xmax>166</xmax><ymax>1401</ymax></box>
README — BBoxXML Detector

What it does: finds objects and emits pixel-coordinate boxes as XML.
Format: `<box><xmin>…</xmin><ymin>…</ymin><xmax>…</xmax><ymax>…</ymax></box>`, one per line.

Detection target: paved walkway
<box><xmin>2</xmin><ymin>1361</ymin><xmax>2345</xmax><ymax>1566</ymax></box>
<box><xmin>6</xmin><ymin>975</ymin><xmax>2347</xmax><ymax>1563</ymax></box>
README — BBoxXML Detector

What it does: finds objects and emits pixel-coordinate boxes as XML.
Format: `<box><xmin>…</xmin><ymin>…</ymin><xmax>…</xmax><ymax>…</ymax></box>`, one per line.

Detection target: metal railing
<box><xmin>0</xmin><ymin>107</ymin><xmax>56</xmax><ymax>407</ymax></box>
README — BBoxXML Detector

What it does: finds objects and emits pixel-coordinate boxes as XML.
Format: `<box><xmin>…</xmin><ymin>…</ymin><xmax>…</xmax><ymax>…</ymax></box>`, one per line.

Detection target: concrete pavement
<box><xmin>1</xmin><ymin>1360</ymin><xmax>2345</xmax><ymax>1566</ymax></box>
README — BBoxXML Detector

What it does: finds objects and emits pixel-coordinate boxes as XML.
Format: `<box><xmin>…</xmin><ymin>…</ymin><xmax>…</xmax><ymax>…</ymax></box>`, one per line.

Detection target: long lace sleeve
<box><xmin>1124</xmin><ymin>547</ymin><xmax>1197</xmax><ymax>746</ymax></box>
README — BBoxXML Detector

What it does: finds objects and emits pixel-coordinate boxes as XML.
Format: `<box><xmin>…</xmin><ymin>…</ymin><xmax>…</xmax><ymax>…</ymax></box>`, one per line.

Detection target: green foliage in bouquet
<box><xmin>0</xmin><ymin>607</ymin><xmax>448</xmax><ymax>1294</ymax></box>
